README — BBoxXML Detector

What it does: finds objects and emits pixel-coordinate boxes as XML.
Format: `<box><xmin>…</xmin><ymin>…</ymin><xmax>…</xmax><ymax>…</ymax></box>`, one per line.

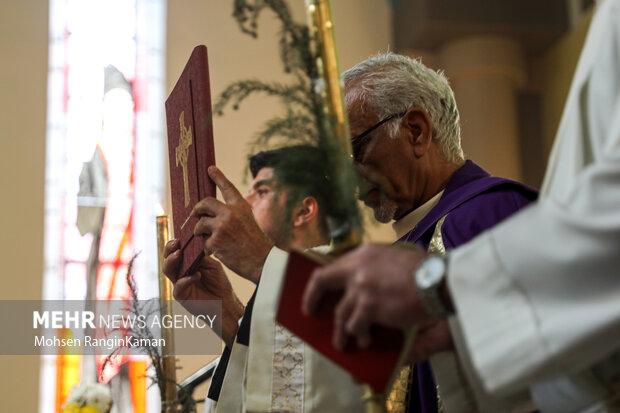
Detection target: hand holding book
<box><xmin>276</xmin><ymin>247</ymin><xmax>420</xmax><ymax>394</ymax></box>
<box><xmin>191</xmin><ymin>166</ymin><xmax>273</xmax><ymax>284</ymax></box>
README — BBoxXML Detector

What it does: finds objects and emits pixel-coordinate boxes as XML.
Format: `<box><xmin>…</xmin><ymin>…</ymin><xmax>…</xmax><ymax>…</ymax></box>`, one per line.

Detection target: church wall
<box><xmin>402</xmin><ymin>7</ymin><xmax>592</xmax><ymax>188</ymax></box>
<box><xmin>0</xmin><ymin>0</ymin><xmax>48</xmax><ymax>411</ymax></box>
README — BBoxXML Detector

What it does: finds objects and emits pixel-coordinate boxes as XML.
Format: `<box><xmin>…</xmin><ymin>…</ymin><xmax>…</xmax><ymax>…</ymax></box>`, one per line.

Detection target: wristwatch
<box><xmin>414</xmin><ymin>254</ymin><xmax>453</xmax><ymax>318</ymax></box>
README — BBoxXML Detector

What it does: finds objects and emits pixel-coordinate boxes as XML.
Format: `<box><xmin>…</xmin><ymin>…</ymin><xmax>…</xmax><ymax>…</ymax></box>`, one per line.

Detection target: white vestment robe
<box><xmin>447</xmin><ymin>0</ymin><xmax>620</xmax><ymax>411</ymax></box>
<box><xmin>211</xmin><ymin>247</ymin><xmax>365</xmax><ymax>413</ymax></box>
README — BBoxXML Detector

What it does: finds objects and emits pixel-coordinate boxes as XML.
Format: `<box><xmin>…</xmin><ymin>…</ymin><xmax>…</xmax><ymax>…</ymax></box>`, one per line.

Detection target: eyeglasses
<box><xmin>351</xmin><ymin>111</ymin><xmax>406</xmax><ymax>160</ymax></box>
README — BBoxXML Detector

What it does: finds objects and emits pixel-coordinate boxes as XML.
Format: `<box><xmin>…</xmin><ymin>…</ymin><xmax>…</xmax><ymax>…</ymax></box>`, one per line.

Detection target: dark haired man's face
<box><xmin>245</xmin><ymin>167</ymin><xmax>290</xmax><ymax>248</ymax></box>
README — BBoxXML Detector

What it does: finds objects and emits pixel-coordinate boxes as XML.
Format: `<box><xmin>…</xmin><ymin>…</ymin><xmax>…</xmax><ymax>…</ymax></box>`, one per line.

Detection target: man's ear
<box><xmin>404</xmin><ymin>107</ymin><xmax>432</xmax><ymax>157</ymax></box>
<box><xmin>293</xmin><ymin>196</ymin><xmax>319</xmax><ymax>228</ymax></box>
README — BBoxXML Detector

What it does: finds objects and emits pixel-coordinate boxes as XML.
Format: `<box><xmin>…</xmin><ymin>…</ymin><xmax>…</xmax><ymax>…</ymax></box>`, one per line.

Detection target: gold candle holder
<box><xmin>156</xmin><ymin>214</ymin><xmax>177</xmax><ymax>412</ymax></box>
<box><xmin>305</xmin><ymin>0</ymin><xmax>362</xmax><ymax>249</ymax></box>
<box><xmin>304</xmin><ymin>0</ymin><xmax>384</xmax><ymax>411</ymax></box>
<box><xmin>305</xmin><ymin>0</ymin><xmax>350</xmax><ymax>154</ymax></box>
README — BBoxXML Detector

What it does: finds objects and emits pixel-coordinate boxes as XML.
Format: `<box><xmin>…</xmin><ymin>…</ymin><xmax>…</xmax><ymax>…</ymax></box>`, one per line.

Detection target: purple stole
<box><xmin>397</xmin><ymin>160</ymin><xmax>537</xmax><ymax>413</ymax></box>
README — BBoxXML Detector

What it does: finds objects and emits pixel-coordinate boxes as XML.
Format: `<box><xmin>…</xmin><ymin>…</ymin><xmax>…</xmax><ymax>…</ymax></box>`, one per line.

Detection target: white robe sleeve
<box><xmin>447</xmin><ymin>0</ymin><xmax>620</xmax><ymax>398</ymax></box>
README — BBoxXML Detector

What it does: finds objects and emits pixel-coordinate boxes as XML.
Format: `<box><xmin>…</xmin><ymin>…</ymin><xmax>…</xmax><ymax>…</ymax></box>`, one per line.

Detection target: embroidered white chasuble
<box><xmin>214</xmin><ymin>247</ymin><xmax>365</xmax><ymax>412</ymax></box>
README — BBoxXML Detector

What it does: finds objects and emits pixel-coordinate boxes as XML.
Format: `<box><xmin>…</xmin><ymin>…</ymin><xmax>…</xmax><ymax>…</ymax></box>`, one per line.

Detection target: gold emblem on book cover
<box><xmin>176</xmin><ymin>111</ymin><xmax>193</xmax><ymax>207</ymax></box>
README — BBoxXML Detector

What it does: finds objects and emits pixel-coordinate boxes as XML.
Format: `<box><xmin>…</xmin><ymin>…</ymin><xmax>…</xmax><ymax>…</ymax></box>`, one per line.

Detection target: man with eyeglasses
<box><xmin>306</xmin><ymin>0</ymin><xmax>620</xmax><ymax>408</ymax></box>
<box><xmin>340</xmin><ymin>53</ymin><xmax>538</xmax><ymax>413</ymax></box>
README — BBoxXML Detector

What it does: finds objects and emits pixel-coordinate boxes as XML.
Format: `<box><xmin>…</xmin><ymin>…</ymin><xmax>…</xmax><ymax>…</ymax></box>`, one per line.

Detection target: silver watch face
<box><xmin>416</xmin><ymin>256</ymin><xmax>445</xmax><ymax>289</ymax></box>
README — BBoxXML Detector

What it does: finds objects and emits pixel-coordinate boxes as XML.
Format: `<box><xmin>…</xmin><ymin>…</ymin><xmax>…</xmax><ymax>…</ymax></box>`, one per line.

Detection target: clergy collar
<box><xmin>392</xmin><ymin>190</ymin><xmax>444</xmax><ymax>239</ymax></box>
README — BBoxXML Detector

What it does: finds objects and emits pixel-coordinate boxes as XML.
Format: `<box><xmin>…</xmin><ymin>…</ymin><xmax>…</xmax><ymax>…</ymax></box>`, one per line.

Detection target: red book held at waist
<box><xmin>276</xmin><ymin>249</ymin><xmax>416</xmax><ymax>394</ymax></box>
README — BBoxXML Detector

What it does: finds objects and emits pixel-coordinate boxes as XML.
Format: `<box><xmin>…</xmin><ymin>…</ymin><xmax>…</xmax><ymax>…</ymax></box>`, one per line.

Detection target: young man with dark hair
<box><xmin>163</xmin><ymin>145</ymin><xmax>364</xmax><ymax>412</ymax></box>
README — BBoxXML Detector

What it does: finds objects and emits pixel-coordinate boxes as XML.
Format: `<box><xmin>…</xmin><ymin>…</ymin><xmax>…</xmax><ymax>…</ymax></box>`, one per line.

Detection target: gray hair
<box><xmin>342</xmin><ymin>53</ymin><xmax>464</xmax><ymax>163</ymax></box>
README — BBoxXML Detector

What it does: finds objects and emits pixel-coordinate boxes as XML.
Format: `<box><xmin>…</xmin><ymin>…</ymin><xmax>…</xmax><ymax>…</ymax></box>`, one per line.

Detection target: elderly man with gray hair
<box><xmin>339</xmin><ymin>53</ymin><xmax>537</xmax><ymax>412</ymax></box>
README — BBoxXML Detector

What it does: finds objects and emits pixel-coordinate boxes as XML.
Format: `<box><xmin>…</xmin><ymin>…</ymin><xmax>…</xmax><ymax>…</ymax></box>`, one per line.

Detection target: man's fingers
<box><xmin>208</xmin><ymin>166</ymin><xmax>243</xmax><ymax>204</ymax></box>
<box><xmin>333</xmin><ymin>288</ymin><xmax>355</xmax><ymax>350</ymax></box>
<box><xmin>192</xmin><ymin>197</ymin><xmax>226</xmax><ymax>218</ymax></box>
<box><xmin>194</xmin><ymin>215</ymin><xmax>215</xmax><ymax>238</ymax></box>
<box><xmin>163</xmin><ymin>250</ymin><xmax>182</xmax><ymax>283</ymax></box>
<box><xmin>172</xmin><ymin>273</ymin><xmax>199</xmax><ymax>300</ymax></box>
<box><xmin>303</xmin><ymin>261</ymin><xmax>352</xmax><ymax>316</ymax></box>
<box><xmin>346</xmin><ymin>300</ymin><xmax>373</xmax><ymax>349</ymax></box>
<box><xmin>200</xmin><ymin>253</ymin><xmax>222</xmax><ymax>268</ymax></box>
<box><xmin>345</xmin><ymin>293</ymin><xmax>373</xmax><ymax>348</ymax></box>
<box><xmin>163</xmin><ymin>239</ymin><xmax>180</xmax><ymax>258</ymax></box>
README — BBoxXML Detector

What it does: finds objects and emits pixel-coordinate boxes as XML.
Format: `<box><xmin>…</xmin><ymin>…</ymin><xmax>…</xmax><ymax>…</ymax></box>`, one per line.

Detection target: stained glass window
<box><xmin>42</xmin><ymin>0</ymin><xmax>166</xmax><ymax>411</ymax></box>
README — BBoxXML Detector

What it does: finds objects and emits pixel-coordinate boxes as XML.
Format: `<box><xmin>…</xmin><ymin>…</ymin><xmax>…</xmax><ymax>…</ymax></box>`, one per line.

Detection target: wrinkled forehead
<box><xmin>344</xmin><ymin>82</ymin><xmax>362</xmax><ymax>111</ymax></box>
<box><xmin>344</xmin><ymin>83</ymin><xmax>379</xmax><ymax>128</ymax></box>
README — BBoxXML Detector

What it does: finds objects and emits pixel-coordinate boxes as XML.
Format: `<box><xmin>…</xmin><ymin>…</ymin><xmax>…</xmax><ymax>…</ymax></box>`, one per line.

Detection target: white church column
<box><xmin>438</xmin><ymin>36</ymin><xmax>526</xmax><ymax>180</ymax></box>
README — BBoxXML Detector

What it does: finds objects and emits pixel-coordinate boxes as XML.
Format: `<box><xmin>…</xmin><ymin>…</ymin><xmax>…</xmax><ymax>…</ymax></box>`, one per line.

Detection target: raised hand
<box><xmin>192</xmin><ymin>166</ymin><xmax>273</xmax><ymax>283</ymax></box>
<box><xmin>163</xmin><ymin>238</ymin><xmax>244</xmax><ymax>347</ymax></box>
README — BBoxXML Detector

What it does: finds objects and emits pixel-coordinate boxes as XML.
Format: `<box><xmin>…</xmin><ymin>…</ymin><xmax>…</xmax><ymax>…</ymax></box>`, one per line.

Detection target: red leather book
<box><xmin>165</xmin><ymin>45</ymin><xmax>216</xmax><ymax>278</ymax></box>
<box><xmin>275</xmin><ymin>250</ymin><xmax>415</xmax><ymax>394</ymax></box>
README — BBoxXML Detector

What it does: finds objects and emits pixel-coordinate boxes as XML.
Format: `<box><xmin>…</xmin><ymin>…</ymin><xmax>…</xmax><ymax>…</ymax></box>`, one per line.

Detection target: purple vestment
<box><xmin>397</xmin><ymin>160</ymin><xmax>538</xmax><ymax>413</ymax></box>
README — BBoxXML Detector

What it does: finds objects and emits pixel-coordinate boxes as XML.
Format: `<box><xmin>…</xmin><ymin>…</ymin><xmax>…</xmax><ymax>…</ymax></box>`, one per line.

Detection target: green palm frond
<box><xmin>214</xmin><ymin>80</ymin><xmax>313</xmax><ymax>116</ymax></box>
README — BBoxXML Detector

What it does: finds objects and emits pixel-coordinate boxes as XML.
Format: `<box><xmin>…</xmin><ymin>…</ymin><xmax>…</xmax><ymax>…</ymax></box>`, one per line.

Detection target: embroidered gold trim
<box><xmin>386</xmin><ymin>365</ymin><xmax>411</xmax><ymax>412</ymax></box>
<box><xmin>271</xmin><ymin>325</ymin><xmax>304</xmax><ymax>412</ymax></box>
<box><xmin>430</xmin><ymin>214</ymin><xmax>448</xmax><ymax>412</ymax></box>
<box><xmin>387</xmin><ymin>215</ymin><xmax>449</xmax><ymax>413</ymax></box>
<box><xmin>427</xmin><ymin>215</ymin><xmax>448</xmax><ymax>255</ymax></box>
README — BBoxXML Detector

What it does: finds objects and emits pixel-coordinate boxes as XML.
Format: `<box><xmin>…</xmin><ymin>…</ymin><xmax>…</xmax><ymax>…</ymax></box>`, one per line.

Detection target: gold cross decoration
<box><xmin>176</xmin><ymin>111</ymin><xmax>193</xmax><ymax>207</ymax></box>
